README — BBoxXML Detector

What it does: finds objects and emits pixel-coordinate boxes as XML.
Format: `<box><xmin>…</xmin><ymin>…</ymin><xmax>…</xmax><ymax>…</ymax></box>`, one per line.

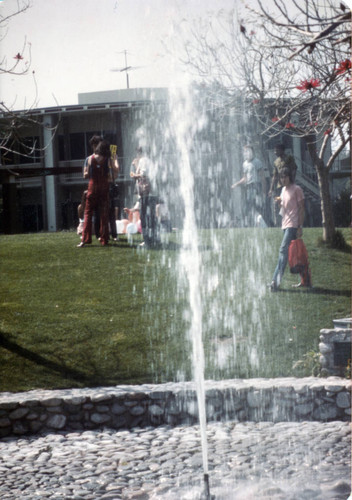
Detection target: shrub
<box><xmin>333</xmin><ymin>189</ymin><xmax>351</xmax><ymax>227</ymax></box>
<box><xmin>317</xmin><ymin>229</ymin><xmax>350</xmax><ymax>251</ymax></box>
<box><xmin>292</xmin><ymin>350</ymin><xmax>322</xmax><ymax>377</ymax></box>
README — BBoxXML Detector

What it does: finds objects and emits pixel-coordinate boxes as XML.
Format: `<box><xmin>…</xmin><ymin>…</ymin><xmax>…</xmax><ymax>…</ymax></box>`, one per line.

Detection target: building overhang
<box><xmin>0</xmin><ymin>87</ymin><xmax>169</xmax><ymax>120</ymax></box>
<box><xmin>77</xmin><ymin>87</ymin><xmax>169</xmax><ymax>105</ymax></box>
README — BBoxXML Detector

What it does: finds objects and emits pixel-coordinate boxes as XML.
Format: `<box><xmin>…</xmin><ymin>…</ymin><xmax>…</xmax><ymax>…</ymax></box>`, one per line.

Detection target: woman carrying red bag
<box><xmin>270</xmin><ymin>167</ymin><xmax>305</xmax><ymax>291</ymax></box>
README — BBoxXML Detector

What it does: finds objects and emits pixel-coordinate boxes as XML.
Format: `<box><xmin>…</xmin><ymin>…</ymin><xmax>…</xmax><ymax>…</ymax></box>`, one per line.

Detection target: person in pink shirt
<box><xmin>270</xmin><ymin>167</ymin><xmax>305</xmax><ymax>291</ymax></box>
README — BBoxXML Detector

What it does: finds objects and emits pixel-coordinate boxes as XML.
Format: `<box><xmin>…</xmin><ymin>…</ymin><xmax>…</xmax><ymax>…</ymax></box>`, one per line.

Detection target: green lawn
<box><xmin>0</xmin><ymin>228</ymin><xmax>350</xmax><ymax>392</ymax></box>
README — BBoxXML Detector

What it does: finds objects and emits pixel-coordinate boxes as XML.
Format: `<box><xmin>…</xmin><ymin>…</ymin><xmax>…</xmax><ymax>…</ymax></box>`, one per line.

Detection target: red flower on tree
<box><xmin>13</xmin><ymin>53</ymin><xmax>23</xmax><ymax>60</ymax></box>
<box><xmin>271</xmin><ymin>117</ymin><xmax>279</xmax><ymax>122</ymax></box>
<box><xmin>335</xmin><ymin>59</ymin><xmax>351</xmax><ymax>75</ymax></box>
<box><xmin>296</xmin><ymin>78</ymin><xmax>320</xmax><ymax>92</ymax></box>
<box><xmin>324</xmin><ymin>129</ymin><xmax>332</xmax><ymax>136</ymax></box>
<box><xmin>285</xmin><ymin>122</ymin><xmax>295</xmax><ymax>129</ymax></box>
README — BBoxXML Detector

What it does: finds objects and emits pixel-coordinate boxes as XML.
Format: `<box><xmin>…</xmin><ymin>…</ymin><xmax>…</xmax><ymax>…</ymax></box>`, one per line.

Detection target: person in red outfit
<box><xmin>78</xmin><ymin>140</ymin><xmax>118</xmax><ymax>247</ymax></box>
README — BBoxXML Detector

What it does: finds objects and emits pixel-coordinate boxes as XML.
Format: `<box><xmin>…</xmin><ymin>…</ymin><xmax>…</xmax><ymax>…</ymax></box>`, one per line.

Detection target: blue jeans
<box><xmin>272</xmin><ymin>227</ymin><xmax>297</xmax><ymax>287</ymax></box>
<box><xmin>140</xmin><ymin>195</ymin><xmax>157</xmax><ymax>247</ymax></box>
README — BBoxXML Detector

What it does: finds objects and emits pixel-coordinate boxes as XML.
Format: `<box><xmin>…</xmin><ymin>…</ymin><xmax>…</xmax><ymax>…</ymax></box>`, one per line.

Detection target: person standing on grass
<box><xmin>270</xmin><ymin>167</ymin><xmax>305</xmax><ymax>292</ymax></box>
<box><xmin>78</xmin><ymin>140</ymin><xmax>119</xmax><ymax>247</ymax></box>
<box><xmin>231</xmin><ymin>144</ymin><xmax>266</xmax><ymax>227</ymax></box>
<box><xmin>77</xmin><ymin>190</ymin><xmax>87</xmax><ymax>236</ymax></box>
<box><xmin>130</xmin><ymin>147</ymin><xmax>158</xmax><ymax>248</ymax></box>
<box><xmin>268</xmin><ymin>143</ymin><xmax>297</xmax><ymax>197</ymax></box>
<box><xmin>108</xmin><ymin>150</ymin><xmax>120</xmax><ymax>242</ymax></box>
<box><xmin>268</xmin><ymin>143</ymin><xmax>298</xmax><ymax>226</ymax></box>
<box><xmin>83</xmin><ymin>135</ymin><xmax>103</xmax><ymax>239</ymax></box>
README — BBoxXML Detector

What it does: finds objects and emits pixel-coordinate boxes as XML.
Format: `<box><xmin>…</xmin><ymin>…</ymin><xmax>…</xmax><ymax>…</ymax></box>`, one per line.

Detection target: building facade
<box><xmin>0</xmin><ymin>87</ymin><xmax>348</xmax><ymax>234</ymax></box>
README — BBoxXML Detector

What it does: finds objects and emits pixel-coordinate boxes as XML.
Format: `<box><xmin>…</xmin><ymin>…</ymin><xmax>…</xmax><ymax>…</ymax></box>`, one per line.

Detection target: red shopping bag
<box><xmin>288</xmin><ymin>238</ymin><xmax>312</xmax><ymax>286</ymax></box>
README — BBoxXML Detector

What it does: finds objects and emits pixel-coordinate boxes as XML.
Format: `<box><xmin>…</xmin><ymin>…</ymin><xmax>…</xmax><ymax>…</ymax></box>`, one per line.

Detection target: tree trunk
<box><xmin>305</xmin><ymin>137</ymin><xmax>336</xmax><ymax>242</ymax></box>
<box><xmin>316</xmin><ymin>166</ymin><xmax>335</xmax><ymax>242</ymax></box>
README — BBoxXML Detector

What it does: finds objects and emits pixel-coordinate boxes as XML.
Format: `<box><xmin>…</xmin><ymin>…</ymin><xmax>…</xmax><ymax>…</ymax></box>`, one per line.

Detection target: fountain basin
<box><xmin>0</xmin><ymin>377</ymin><xmax>350</xmax><ymax>438</ymax></box>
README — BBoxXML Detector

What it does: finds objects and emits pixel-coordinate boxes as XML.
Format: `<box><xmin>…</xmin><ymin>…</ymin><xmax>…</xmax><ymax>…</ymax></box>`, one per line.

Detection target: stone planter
<box><xmin>319</xmin><ymin>318</ymin><xmax>352</xmax><ymax>377</ymax></box>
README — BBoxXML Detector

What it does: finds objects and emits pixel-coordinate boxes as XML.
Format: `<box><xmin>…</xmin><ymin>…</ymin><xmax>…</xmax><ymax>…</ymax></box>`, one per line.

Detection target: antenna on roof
<box><xmin>110</xmin><ymin>50</ymin><xmax>144</xmax><ymax>89</ymax></box>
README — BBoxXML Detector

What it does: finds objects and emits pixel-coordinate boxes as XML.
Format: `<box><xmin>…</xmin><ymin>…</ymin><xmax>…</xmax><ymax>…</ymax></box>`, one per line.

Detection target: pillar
<box><xmin>43</xmin><ymin>115</ymin><xmax>57</xmax><ymax>232</ymax></box>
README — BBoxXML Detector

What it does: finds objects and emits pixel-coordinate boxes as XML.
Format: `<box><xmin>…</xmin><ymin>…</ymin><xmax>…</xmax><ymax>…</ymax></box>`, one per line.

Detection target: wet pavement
<box><xmin>0</xmin><ymin>419</ymin><xmax>350</xmax><ymax>499</ymax></box>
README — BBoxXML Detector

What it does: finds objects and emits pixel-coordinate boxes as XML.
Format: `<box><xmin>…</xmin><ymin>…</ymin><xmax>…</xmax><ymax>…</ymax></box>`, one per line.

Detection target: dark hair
<box><xmin>138</xmin><ymin>146</ymin><xmax>151</xmax><ymax>156</ymax></box>
<box><xmin>95</xmin><ymin>139</ymin><xmax>111</xmax><ymax>158</ymax></box>
<box><xmin>280</xmin><ymin>167</ymin><xmax>293</xmax><ymax>183</ymax></box>
<box><xmin>89</xmin><ymin>135</ymin><xmax>103</xmax><ymax>151</ymax></box>
<box><xmin>81</xmin><ymin>189</ymin><xmax>88</xmax><ymax>204</ymax></box>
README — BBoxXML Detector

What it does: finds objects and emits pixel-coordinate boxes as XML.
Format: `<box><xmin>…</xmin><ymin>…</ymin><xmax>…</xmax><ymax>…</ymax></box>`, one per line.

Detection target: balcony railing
<box><xmin>59</xmin><ymin>171</ymin><xmax>85</xmax><ymax>184</ymax></box>
<box><xmin>294</xmin><ymin>156</ymin><xmax>320</xmax><ymax>200</ymax></box>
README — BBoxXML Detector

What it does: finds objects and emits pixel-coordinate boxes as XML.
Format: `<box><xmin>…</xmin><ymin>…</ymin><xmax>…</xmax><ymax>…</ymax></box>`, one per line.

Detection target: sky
<box><xmin>1</xmin><ymin>0</ymin><xmax>351</xmax><ymax>110</ymax></box>
<box><xmin>0</xmin><ymin>0</ymin><xmax>236</xmax><ymax>109</ymax></box>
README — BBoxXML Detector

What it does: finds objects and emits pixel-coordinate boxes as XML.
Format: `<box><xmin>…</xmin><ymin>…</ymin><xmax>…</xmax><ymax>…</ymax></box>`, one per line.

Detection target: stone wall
<box><xmin>319</xmin><ymin>328</ymin><xmax>351</xmax><ymax>376</ymax></box>
<box><xmin>0</xmin><ymin>377</ymin><xmax>350</xmax><ymax>438</ymax></box>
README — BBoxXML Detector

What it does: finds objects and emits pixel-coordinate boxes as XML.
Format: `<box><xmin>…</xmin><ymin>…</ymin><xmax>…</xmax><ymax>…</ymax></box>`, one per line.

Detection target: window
<box><xmin>69</xmin><ymin>133</ymin><xmax>86</xmax><ymax>160</ymax></box>
<box><xmin>58</xmin><ymin>135</ymin><xmax>66</xmax><ymax>161</ymax></box>
<box><xmin>62</xmin><ymin>128</ymin><xmax>123</xmax><ymax>163</ymax></box>
<box><xmin>17</xmin><ymin>136</ymin><xmax>41</xmax><ymax>164</ymax></box>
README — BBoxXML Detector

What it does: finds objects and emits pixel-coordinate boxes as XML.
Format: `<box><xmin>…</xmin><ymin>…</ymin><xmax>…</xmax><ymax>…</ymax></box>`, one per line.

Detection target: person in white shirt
<box><xmin>130</xmin><ymin>148</ymin><xmax>158</xmax><ymax>247</ymax></box>
<box><xmin>231</xmin><ymin>145</ymin><xmax>266</xmax><ymax>226</ymax></box>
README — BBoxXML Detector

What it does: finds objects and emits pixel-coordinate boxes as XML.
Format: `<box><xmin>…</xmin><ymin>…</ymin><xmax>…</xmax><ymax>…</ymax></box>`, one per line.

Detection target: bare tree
<box><xmin>0</xmin><ymin>0</ymin><xmax>56</xmax><ymax>168</ymax></box>
<box><xmin>245</xmin><ymin>0</ymin><xmax>351</xmax><ymax>242</ymax></box>
<box><xmin>167</xmin><ymin>0</ymin><xmax>351</xmax><ymax>242</ymax></box>
<box><xmin>0</xmin><ymin>0</ymin><xmax>32</xmax><ymax>74</ymax></box>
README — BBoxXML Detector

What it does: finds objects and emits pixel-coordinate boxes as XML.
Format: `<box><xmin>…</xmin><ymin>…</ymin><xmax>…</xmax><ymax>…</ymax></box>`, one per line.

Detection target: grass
<box><xmin>0</xmin><ymin>228</ymin><xmax>350</xmax><ymax>392</ymax></box>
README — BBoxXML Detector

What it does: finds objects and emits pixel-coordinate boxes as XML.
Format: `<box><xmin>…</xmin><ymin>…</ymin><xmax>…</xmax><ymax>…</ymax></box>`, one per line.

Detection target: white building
<box><xmin>1</xmin><ymin>87</ymin><xmax>348</xmax><ymax>233</ymax></box>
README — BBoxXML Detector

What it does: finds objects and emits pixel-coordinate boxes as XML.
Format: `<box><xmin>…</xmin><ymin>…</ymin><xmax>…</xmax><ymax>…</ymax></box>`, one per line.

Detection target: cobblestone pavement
<box><xmin>0</xmin><ymin>420</ymin><xmax>350</xmax><ymax>499</ymax></box>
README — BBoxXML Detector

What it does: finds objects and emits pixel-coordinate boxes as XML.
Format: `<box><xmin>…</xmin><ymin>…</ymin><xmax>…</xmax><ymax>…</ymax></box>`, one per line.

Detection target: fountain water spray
<box><xmin>169</xmin><ymin>86</ymin><xmax>212</xmax><ymax>498</ymax></box>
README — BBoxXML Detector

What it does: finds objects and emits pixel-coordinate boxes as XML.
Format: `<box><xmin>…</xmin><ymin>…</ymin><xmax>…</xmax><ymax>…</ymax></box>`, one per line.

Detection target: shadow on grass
<box><xmin>0</xmin><ymin>330</ymin><xmax>95</xmax><ymax>385</ymax></box>
<box><xmin>280</xmin><ymin>287</ymin><xmax>351</xmax><ymax>297</ymax></box>
<box><xmin>75</xmin><ymin>239</ymin><xmax>183</xmax><ymax>251</ymax></box>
